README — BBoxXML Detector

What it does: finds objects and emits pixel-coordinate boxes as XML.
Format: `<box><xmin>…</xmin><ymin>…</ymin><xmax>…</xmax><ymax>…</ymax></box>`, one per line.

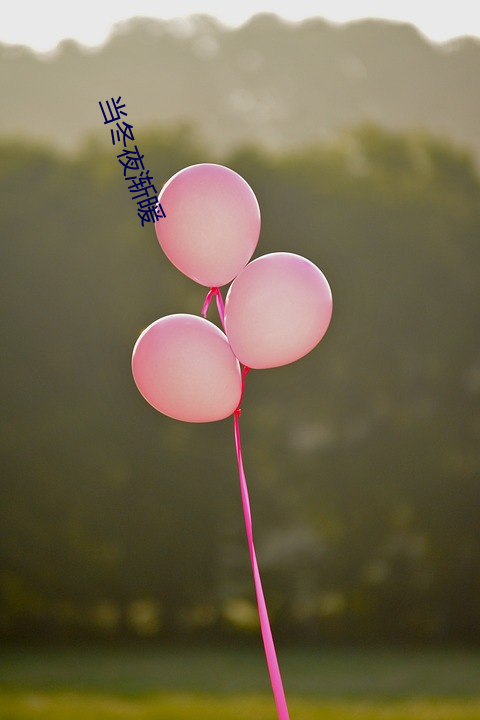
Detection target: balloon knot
<box><xmin>234</xmin><ymin>408</ymin><xmax>242</xmax><ymax>417</ymax></box>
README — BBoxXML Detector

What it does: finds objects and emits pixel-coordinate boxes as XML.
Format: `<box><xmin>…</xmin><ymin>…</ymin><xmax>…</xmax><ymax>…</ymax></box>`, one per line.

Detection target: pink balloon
<box><xmin>132</xmin><ymin>314</ymin><xmax>242</xmax><ymax>422</ymax></box>
<box><xmin>224</xmin><ymin>252</ymin><xmax>333</xmax><ymax>370</ymax></box>
<box><xmin>155</xmin><ymin>164</ymin><xmax>260</xmax><ymax>287</ymax></box>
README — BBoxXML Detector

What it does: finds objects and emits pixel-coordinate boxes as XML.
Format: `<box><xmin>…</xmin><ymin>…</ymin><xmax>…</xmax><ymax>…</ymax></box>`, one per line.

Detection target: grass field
<box><xmin>1</xmin><ymin>645</ymin><xmax>480</xmax><ymax>719</ymax></box>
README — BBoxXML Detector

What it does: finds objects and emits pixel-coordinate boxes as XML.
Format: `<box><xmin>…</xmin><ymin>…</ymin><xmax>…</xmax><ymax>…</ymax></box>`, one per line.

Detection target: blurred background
<box><xmin>1</xmin><ymin>0</ymin><xmax>479</xmax><ymax>657</ymax></box>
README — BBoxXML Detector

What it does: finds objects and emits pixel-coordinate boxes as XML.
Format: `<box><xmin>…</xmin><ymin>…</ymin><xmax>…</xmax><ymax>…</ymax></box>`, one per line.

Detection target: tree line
<box><xmin>1</xmin><ymin>123</ymin><xmax>479</xmax><ymax>644</ymax></box>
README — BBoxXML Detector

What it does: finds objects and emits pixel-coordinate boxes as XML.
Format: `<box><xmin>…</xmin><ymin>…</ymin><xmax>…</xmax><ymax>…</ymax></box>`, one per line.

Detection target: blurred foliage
<box><xmin>2</xmin><ymin>15</ymin><xmax>480</xmax><ymax>161</ymax></box>
<box><xmin>0</xmin><ymin>123</ymin><xmax>479</xmax><ymax>644</ymax></box>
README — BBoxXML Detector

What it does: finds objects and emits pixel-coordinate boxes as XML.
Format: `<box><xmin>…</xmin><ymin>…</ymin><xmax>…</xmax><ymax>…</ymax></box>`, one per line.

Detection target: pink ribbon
<box><xmin>201</xmin><ymin>287</ymin><xmax>226</xmax><ymax>332</ymax></box>
<box><xmin>234</xmin><ymin>407</ymin><xmax>290</xmax><ymax>720</ymax></box>
<box><xmin>202</xmin><ymin>288</ymin><xmax>290</xmax><ymax>720</ymax></box>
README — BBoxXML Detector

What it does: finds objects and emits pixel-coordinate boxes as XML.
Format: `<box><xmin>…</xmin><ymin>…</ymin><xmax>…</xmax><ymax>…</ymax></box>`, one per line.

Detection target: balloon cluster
<box><xmin>132</xmin><ymin>163</ymin><xmax>333</xmax><ymax>422</ymax></box>
<box><xmin>131</xmin><ymin>163</ymin><xmax>333</xmax><ymax>720</ymax></box>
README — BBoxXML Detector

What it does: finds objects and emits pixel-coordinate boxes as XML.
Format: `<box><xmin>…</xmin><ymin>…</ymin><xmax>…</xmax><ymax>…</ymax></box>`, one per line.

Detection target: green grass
<box><xmin>1</xmin><ymin>645</ymin><xmax>480</xmax><ymax>719</ymax></box>
<box><xmin>2</xmin><ymin>693</ymin><xmax>480</xmax><ymax>720</ymax></box>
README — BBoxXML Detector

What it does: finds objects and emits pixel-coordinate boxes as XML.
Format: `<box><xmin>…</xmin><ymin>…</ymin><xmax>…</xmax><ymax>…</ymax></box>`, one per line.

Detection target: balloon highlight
<box><xmin>155</xmin><ymin>163</ymin><xmax>260</xmax><ymax>287</ymax></box>
<box><xmin>132</xmin><ymin>314</ymin><xmax>242</xmax><ymax>423</ymax></box>
<box><xmin>224</xmin><ymin>252</ymin><xmax>332</xmax><ymax>369</ymax></box>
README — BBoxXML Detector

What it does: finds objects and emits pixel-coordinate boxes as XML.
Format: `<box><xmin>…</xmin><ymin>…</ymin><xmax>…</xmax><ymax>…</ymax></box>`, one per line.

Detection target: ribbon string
<box><xmin>201</xmin><ymin>288</ymin><xmax>217</xmax><ymax>319</ymax></box>
<box><xmin>215</xmin><ymin>289</ymin><xmax>226</xmax><ymax>331</ymax></box>
<box><xmin>234</xmin><ymin>403</ymin><xmax>290</xmax><ymax>720</ymax></box>
<box><xmin>201</xmin><ymin>287</ymin><xmax>226</xmax><ymax>332</ymax></box>
<box><xmin>201</xmin><ymin>289</ymin><xmax>290</xmax><ymax>720</ymax></box>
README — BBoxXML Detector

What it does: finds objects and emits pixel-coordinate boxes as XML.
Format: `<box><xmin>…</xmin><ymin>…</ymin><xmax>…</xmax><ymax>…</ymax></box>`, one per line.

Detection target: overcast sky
<box><xmin>2</xmin><ymin>0</ymin><xmax>480</xmax><ymax>52</ymax></box>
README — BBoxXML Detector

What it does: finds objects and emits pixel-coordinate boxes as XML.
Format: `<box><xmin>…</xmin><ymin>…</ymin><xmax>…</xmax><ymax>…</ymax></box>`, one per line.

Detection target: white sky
<box><xmin>1</xmin><ymin>0</ymin><xmax>480</xmax><ymax>52</ymax></box>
